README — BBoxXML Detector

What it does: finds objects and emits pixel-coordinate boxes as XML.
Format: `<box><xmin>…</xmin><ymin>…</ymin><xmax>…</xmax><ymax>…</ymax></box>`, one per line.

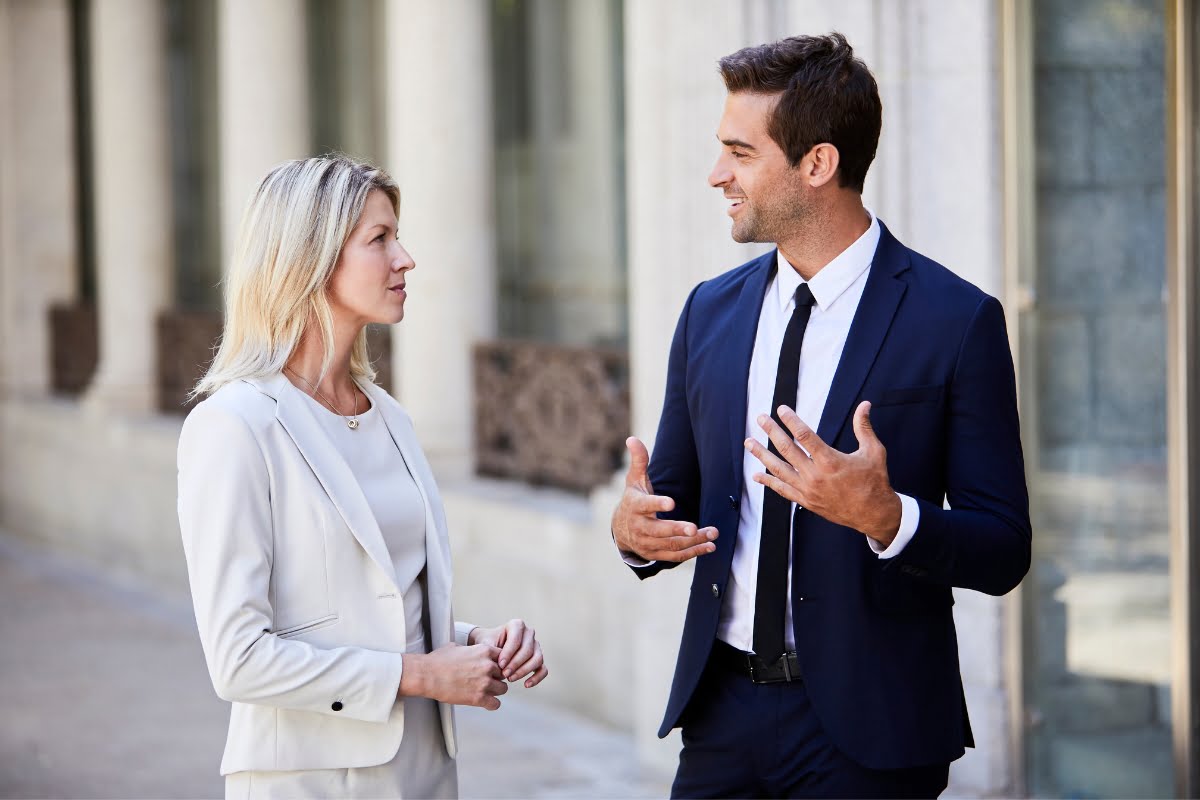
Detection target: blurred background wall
<box><xmin>0</xmin><ymin>0</ymin><xmax>1197</xmax><ymax>796</ymax></box>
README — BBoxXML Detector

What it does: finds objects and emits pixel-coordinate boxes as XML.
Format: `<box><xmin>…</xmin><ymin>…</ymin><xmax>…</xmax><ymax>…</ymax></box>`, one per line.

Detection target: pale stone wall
<box><xmin>0</xmin><ymin>399</ymin><xmax>185</xmax><ymax>593</ymax></box>
<box><xmin>385</xmin><ymin>0</ymin><xmax>496</xmax><ymax>478</ymax></box>
<box><xmin>614</xmin><ymin>1</ymin><xmax>1015</xmax><ymax>787</ymax></box>
<box><xmin>775</xmin><ymin>4</ymin><xmax>1013</xmax><ymax>795</ymax></box>
<box><xmin>0</xmin><ymin>1</ymin><xmax>1019</xmax><ymax>794</ymax></box>
<box><xmin>620</xmin><ymin>0</ymin><xmax>782</xmax><ymax>771</ymax></box>
<box><xmin>441</xmin><ymin>479</ymin><xmax>634</xmax><ymax>729</ymax></box>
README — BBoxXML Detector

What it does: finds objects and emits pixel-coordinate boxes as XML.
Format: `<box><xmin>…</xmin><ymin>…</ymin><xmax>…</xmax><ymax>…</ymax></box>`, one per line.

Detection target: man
<box><xmin>611</xmin><ymin>33</ymin><xmax>1030</xmax><ymax>798</ymax></box>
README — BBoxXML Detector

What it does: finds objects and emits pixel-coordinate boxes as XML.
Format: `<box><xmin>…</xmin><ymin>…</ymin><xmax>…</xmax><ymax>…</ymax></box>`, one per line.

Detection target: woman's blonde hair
<box><xmin>193</xmin><ymin>155</ymin><xmax>400</xmax><ymax>399</ymax></box>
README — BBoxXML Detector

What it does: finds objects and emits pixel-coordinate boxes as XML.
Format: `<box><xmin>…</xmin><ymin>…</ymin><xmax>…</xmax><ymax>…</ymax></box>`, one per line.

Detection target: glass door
<box><xmin>1019</xmin><ymin>1</ymin><xmax>1173</xmax><ymax>796</ymax></box>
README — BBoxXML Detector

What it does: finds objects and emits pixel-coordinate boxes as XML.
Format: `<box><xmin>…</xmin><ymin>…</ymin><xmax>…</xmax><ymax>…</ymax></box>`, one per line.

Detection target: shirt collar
<box><xmin>773</xmin><ymin>209</ymin><xmax>881</xmax><ymax>312</ymax></box>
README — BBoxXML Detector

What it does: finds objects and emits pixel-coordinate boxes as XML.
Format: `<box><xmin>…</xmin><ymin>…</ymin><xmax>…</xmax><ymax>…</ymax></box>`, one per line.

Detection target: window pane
<box><xmin>1023</xmin><ymin>1</ymin><xmax>1172</xmax><ymax>796</ymax></box>
<box><xmin>491</xmin><ymin>0</ymin><xmax>627</xmax><ymax>348</ymax></box>
<box><xmin>166</xmin><ymin>0</ymin><xmax>219</xmax><ymax>310</ymax></box>
<box><xmin>307</xmin><ymin>0</ymin><xmax>385</xmax><ymax>164</ymax></box>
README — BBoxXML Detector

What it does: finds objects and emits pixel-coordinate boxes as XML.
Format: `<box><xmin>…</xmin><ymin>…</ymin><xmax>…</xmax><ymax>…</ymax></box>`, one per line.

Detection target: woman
<box><xmin>178</xmin><ymin>155</ymin><xmax>547</xmax><ymax>798</ymax></box>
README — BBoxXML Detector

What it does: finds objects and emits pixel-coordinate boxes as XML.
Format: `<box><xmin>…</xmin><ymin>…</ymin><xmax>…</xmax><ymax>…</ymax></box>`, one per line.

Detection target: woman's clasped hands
<box><xmin>397</xmin><ymin>619</ymin><xmax>548</xmax><ymax>710</ymax></box>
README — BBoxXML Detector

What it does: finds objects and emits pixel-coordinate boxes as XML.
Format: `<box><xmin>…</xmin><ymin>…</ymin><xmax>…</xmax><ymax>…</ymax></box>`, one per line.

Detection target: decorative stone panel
<box><xmin>474</xmin><ymin>340</ymin><xmax>630</xmax><ymax>492</ymax></box>
<box><xmin>156</xmin><ymin>309</ymin><xmax>222</xmax><ymax>414</ymax></box>
<box><xmin>49</xmin><ymin>303</ymin><xmax>98</xmax><ymax>396</ymax></box>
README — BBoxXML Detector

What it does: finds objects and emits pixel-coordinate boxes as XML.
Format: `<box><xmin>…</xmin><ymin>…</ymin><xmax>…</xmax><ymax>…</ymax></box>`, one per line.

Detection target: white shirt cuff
<box><xmin>455</xmin><ymin>621</ymin><xmax>477</xmax><ymax>646</ymax></box>
<box><xmin>621</xmin><ymin>551</ymin><xmax>657</xmax><ymax>568</ymax></box>
<box><xmin>868</xmin><ymin>493</ymin><xmax>920</xmax><ymax>559</ymax></box>
<box><xmin>613</xmin><ymin>531</ymin><xmax>657</xmax><ymax>568</ymax></box>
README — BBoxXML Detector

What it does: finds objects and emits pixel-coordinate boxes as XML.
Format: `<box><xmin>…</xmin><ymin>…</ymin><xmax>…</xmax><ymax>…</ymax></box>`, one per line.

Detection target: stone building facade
<box><xmin>1</xmin><ymin>0</ymin><xmax>1197</xmax><ymax>796</ymax></box>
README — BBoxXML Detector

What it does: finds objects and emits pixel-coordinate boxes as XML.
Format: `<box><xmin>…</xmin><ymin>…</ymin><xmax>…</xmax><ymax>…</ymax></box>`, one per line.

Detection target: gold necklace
<box><xmin>286</xmin><ymin>367</ymin><xmax>361</xmax><ymax>430</ymax></box>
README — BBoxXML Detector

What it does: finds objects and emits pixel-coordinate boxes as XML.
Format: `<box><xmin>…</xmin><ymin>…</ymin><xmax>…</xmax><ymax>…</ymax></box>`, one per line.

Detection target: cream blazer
<box><xmin>177</xmin><ymin>373</ymin><xmax>473</xmax><ymax>776</ymax></box>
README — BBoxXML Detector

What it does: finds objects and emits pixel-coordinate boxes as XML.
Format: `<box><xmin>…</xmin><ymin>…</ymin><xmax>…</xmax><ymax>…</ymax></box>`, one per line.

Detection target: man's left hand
<box><xmin>468</xmin><ymin>619</ymin><xmax>549</xmax><ymax>689</ymax></box>
<box><xmin>744</xmin><ymin>401</ymin><xmax>901</xmax><ymax>547</ymax></box>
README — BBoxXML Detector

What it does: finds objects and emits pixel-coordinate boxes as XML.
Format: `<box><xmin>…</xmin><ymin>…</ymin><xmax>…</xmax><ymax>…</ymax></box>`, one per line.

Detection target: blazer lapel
<box><xmin>261</xmin><ymin>373</ymin><xmax>401</xmax><ymax>591</ymax></box>
<box><xmin>363</xmin><ymin>381</ymin><xmax>455</xmax><ymax>649</ymax></box>
<box><xmin>726</xmin><ymin>251</ymin><xmax>778</xmax><ymax>488</ymax></box>
<box><xmin>816</xmin><ymin>222</ymin><xmax>910</xmax><ymax>448</ymax></box>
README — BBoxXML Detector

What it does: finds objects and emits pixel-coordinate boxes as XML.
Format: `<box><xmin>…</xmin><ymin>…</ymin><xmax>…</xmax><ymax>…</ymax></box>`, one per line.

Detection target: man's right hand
<box><xmin>611</xmin><ymin>437</ymin><xmax>718</xmax><ymax>563</ymax></box>
<box><xmin>398</xmin><ymin>643</ymin><xmax>508</xmax><ymax>710</ymax></box>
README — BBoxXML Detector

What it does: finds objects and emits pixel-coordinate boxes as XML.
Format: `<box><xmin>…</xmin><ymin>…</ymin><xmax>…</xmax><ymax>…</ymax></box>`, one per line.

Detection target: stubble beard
<box><xmin>729</xmin><ymin>185</ymin><xmax>811</xmax><ymax>245</ymax></box>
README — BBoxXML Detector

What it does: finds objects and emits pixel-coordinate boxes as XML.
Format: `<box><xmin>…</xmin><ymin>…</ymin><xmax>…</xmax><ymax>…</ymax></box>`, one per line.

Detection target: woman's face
<box><xmin>327</xmin><ymin>188</ymin><xmax>414</xmax><ymax>328</ymax></box>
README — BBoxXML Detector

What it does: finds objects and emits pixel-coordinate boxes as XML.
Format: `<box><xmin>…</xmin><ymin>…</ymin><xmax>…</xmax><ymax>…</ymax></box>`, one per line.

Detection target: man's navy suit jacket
<box><xmin>637</xmin><ymin>221</ymin><xmax>1031</xmax><ymax>771</ymax></box>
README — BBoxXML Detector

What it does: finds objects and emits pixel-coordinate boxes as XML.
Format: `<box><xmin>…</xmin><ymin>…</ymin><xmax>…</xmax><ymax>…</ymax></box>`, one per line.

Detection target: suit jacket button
<box><xmin>711</xmin><ymin>583</ymin><xmax>720</xmax><ymax>598</ymax></box>
<box><xmin>331</xmin><ymin>701</ymin><xmax>344</xmax><ymax>711</ymax></box>
<box><xmin>728</xmin><ymin>495</ymin><xmax>738</xmax><ymax>509</ymax></box>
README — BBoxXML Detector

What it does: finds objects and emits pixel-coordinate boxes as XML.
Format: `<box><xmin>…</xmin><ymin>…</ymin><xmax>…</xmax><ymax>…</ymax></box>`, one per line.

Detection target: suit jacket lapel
<box><xmin>816</xmin><ymin>222</ymin><xmax>910</xmax><ymax>448</ymax></box>
<box><xmin>726</xmin><ymin>251</ymin><xmax>778</xmax><ymax>488</ymax></box>
<box><xmin>260</xmin><ymin>373</ymin><xmax>401</xmax><ymax>591</ymax></box>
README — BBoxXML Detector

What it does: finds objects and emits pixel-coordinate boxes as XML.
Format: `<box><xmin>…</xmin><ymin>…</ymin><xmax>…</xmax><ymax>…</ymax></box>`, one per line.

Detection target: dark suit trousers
<box><xmin>671</xmin><ymin>647</ymin><xmax>950</xmax><ymax>799</ymax></box>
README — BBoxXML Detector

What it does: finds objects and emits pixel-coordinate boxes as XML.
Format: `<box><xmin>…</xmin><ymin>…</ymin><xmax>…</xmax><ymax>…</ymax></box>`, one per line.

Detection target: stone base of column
<box><xmin>81</xmin><ymin>374</ymin><xmax>159</xmax><ymax>417</ymax></box>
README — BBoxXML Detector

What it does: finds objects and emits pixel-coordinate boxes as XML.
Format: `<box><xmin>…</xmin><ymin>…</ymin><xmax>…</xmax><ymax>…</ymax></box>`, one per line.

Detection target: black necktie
<box><xmin>752</xmin><ymin>282</ymin><xmax>815</xmax><ymax>662</ymax></box>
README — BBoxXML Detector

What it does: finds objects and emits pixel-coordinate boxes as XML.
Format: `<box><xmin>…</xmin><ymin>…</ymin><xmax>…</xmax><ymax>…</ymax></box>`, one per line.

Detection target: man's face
<box><xmin>708</xmin><ymin>92</ymin><xmax>812</xmax><ymax>243</ymax></box>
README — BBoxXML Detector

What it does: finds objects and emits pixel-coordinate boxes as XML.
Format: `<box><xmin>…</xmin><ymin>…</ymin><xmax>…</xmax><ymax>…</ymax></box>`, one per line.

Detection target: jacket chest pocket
<box><xmin>867</xmin><ymin>384</ymin><xmax>945</xmax><ymax>434</ymax></box>
<box><xmin>864</xmin><ymin>385</ymin><xmax>947</xmax><ymax>481</ymax></box>
<box><xmin>873</xmin><ymin>383</ymin><xmax>944</xmax><ymax>408</ymax></box>
<box><xmin>275</xmin><ymin>613</ymin><xmax>340</xmax><ymax>640</ymax></box>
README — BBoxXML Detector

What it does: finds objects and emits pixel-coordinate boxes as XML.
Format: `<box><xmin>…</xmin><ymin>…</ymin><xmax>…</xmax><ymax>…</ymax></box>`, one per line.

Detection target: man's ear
<box><xmin>803</xmin><ymin>143</ymin><xmax>841</xmax><ymax>188</ymax></box>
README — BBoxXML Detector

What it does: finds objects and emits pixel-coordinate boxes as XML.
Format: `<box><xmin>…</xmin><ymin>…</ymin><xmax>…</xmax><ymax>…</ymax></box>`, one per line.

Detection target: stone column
<box><xmin>789</xmin><ymin>4</ymin><xmax>1016</xmax><ymax>793</ymax></box>
<box><xmin>385</xmin><ymin>0</ymin><xmax>496</xmax><ymax>477</ymax></box>
<box><xmin>216</xmin><ymin>0</ymin><xmax>309</xmax><ymax>270</ymax></box>
<box><xmin>83</xmin><ymin>0</ymin><xmax>173</xmax><ymax>414</ymax></box>
<box><xmin>0</xmin><ymin>0</ymin><xmax>78</xmax><ymax>401</ymax></box>
<box><xmin>621</xmin><ymin>0</ymin><xmax>770</xmax><ymax>772</ymax></box>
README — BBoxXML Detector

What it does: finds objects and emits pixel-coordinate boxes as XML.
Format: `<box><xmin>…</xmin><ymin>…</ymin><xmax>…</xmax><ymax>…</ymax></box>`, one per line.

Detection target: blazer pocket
<box><xmin>875</xmin><ymin>384</ymin><xmax>944</xmax><ymax>407</ymax></box>
<box><xmin>275</xmin><ymin>613</ymin><xmax>340</xmax><ymax>640</ymax></box>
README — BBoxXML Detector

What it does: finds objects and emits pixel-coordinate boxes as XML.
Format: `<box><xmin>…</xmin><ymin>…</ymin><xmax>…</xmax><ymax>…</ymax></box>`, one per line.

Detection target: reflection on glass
<box><xmin>307</xmin><ymin>0</ymin><xmax>385</xmax><ymax>165</ymax></box>
<box><xmin>1023</xmin><ymin>1</ymin><xmax>1172</xmax><ymax>796</ymax></box>
<box><xmin>166</xmin><ymin>0</ymin><xmax>219</xmax><ymax>310</ymax></box>
<box><xmin>491</xmin><ymin>0</ymin><xmax>627</xmax><ymax>348</ymax></box>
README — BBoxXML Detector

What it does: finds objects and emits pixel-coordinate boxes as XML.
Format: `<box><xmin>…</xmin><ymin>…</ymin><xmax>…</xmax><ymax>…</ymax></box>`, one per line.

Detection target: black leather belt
<box><xmin>712</xmin><ymin>640</ymin><xmax>802</xmax><ymax>684</ymax></box>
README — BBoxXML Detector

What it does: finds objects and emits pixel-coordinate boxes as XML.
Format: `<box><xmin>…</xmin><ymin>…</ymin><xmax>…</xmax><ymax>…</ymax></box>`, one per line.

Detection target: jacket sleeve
<box><xmin>177</xmin><ymin>400</ymin><xmax>404</xmax><ymax>723</ymax></box>
<box><xmin>887</xmin><ymin>295</ymin><xmax>1032</xmax><ymax>595</ymax></box>
<box><xmin>455</xmin><ymin>621</ymin><xmax>476</xmax><ymax>646</ymax></box>
<box><xmin>633</xmin><ymin>284</ymin><xmax>705</xmax><ymax>580</ymax></box>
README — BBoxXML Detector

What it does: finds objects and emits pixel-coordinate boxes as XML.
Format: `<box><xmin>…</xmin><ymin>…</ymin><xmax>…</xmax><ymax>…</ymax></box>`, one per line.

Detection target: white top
<box><xmin>302</xmin><ymin>389</ymin><xmax>429</xmax><ymax>654</ymax></box>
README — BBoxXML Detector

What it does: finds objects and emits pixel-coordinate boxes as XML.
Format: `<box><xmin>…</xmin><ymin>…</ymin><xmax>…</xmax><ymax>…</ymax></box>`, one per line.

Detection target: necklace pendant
<box><xmin>347</xmin><ymin>418</ymin><xmax>360</xmax><ymax>430</ymax></box>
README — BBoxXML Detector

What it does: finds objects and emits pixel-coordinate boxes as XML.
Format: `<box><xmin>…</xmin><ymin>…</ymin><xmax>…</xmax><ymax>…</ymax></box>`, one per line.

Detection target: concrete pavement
<box><xmin>0</xmin><ymin>533</ymin><xmax>671</xmax><ymax>799</ymax></box>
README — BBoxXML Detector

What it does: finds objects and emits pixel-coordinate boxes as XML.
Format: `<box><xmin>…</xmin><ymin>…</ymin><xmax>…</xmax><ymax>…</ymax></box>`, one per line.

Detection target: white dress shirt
<box><xmin>623</xmin><ymin>211</ymin><xmax>920</xmax><ymax>655</ymax></box>
<box><xmin>718</xmin><ymin>211</ymin><xmax>919</xmax><ymax>653</ymax></box>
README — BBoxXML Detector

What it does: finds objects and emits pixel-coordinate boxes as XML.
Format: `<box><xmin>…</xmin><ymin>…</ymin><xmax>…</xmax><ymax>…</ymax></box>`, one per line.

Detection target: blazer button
<box><xmin>331</xmin><ymin>701</ymin><xmax>344</xmax><ymax>712</ymax></box>
<box><xmin>711</xmin><ymin>583</ymin><xmax>720</xmax><ymax>598</ymax></box>
<box><xmin>728</xmin><ymin>495</ymin><xmax>738</xmax><ymax>509</ymax></box>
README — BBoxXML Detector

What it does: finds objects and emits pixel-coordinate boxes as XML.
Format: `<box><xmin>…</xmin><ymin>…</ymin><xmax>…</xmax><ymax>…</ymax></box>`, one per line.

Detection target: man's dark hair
<box><xmin>718</xmin><ymin>33</ymin><xmax>881</xmax><ymax>193</ymax></box>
